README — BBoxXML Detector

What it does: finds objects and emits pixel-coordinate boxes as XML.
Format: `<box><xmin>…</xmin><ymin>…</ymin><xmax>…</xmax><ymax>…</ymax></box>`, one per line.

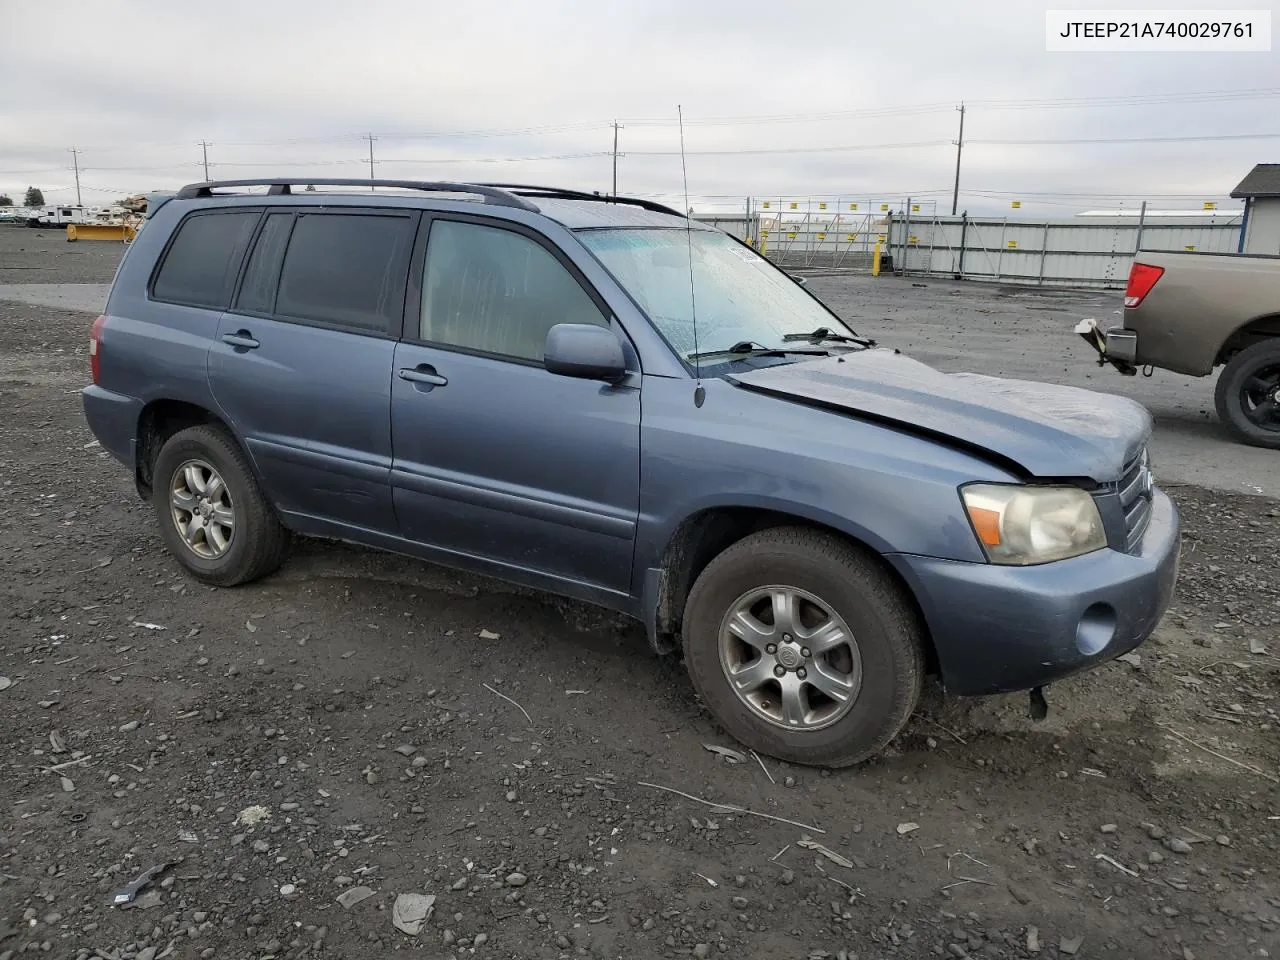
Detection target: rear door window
<box><xmin>274</xmin><ymin>212</ymin><xmax>415</xmax><ymax>334</ymax></box>
<box><xmin>151</xmin><ymin>211</ymin><xmax>260</xmax><ymax>309</ymax></box>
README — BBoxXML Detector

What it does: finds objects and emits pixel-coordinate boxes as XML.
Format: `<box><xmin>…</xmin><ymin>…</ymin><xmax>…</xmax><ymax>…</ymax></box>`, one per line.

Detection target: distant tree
<box><xmin>24</xmin><ymin>186</ymin><xmax>44</xmax><ymax>207</ymax></box>
<box><xmin>0</xmin><ymin>195</ymin><xmax>13</xmax><ymax>207</ymax></box>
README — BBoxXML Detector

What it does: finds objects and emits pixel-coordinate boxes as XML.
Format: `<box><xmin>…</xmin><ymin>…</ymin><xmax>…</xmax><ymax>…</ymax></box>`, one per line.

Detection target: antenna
<box><xmin>677</xmin><ymin>105</ymin><xmax>702</xmax><ymax>391</ymax></box>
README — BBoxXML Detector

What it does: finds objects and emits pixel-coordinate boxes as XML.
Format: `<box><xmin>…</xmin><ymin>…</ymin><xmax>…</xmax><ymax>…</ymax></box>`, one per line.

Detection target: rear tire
<box><xmin>682</xmin><ymin>527</ymin><xmax>924</xmax><ymax>768</ymax></box>
<box><xmin>151</xmin><ymin>425</ymin><xmax>290</xmax><ymax>586</ymax></box>
<box><xmin>1214</xmin><ymin>339</ymin><xmax>1280</xmax><ymax>449</ymax></box>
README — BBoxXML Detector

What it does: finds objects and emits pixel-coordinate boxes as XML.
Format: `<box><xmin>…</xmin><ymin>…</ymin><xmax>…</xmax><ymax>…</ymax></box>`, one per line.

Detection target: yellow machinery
<box><xmin>67</xmin><ymin>222</ymin><xmax>137</xmax><ymax>242</ymax></box>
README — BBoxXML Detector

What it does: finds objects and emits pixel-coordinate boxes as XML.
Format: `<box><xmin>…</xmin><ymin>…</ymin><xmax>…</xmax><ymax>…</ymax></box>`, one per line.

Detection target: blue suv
<box><xmin>82</xmin><ymin>179</ymin><xmax>1180</xmax><ymax>767</ymax></box>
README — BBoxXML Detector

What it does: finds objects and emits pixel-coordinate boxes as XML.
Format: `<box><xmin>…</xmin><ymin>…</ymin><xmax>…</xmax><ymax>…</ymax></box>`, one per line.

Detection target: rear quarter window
<box><xmin>151</xmin><ymin>211</ymin><xmax>261</xmax><ymax>309</ymax></box>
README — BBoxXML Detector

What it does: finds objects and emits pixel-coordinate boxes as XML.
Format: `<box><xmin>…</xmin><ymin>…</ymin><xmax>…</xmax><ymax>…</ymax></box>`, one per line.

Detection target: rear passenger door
<box><xmin>208</xmin><ymin>207</ymin><xmax>416</xmax><ymax>535</ymax></box>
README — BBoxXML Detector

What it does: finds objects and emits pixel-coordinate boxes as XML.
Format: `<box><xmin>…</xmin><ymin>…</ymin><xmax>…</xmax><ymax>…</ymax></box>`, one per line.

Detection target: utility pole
<box><xmin>199</xmin><ymin>140</ymin><xmax>211</xmax><ymax>181</ymax></box>
<box><xmin>363</xmin><ymin>133</ymin><xmax>377</xmax><ymax>189</ymax></box>
<box><xmin>69</xmin><ymin>147</ymin><xmax>82</xmax><ymax>207</ymax></box>
<box><xmin>611</xmin><ymin>121</ymin><xmax>621</xmax><ymax>196</ymax></box>
<box><xmin>950</xmin><ymin>103</ymin><xmax>965</xmax><ymax>217</ymax></box>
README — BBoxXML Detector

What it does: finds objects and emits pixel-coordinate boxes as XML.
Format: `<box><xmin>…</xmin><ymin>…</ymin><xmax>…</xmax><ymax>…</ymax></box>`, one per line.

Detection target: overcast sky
<box><xmin>0</xmin><ymin>0</ymin><xmax>1274</xmax><ymax>216</ymax></box>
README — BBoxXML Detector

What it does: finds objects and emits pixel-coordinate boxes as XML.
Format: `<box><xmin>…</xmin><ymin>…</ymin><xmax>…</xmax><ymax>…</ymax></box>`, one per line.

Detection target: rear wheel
<box><xmin>151</xmin><ymin>425</ymin><xmax>290</xmax><ymax>586</ymax></box>
<box><xmin>1214</xmin><ymin>339</ymin><xmax>1280</xmax><ymax>449</ymax></box>
<box><xmin>682</xmin><ymin>527</ymin><xmax>925</xmax><ymax>768</ymax></box>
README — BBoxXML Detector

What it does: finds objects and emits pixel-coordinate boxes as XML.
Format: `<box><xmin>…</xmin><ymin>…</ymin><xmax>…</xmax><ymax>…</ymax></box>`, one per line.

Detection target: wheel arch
<box><xmin>643</xmin><ymin>503</ymin><xmax>939</xmax><ymax>675</ymax></box>
<box><xmin>1214</xmin><ymin>313</ymin><xmax>1280</xmax><ymax>367</ymax></box>
<box><xmin>135</xmin><ymin>399</ymin><xmax>250</xmax><ymax>499</ymax></box>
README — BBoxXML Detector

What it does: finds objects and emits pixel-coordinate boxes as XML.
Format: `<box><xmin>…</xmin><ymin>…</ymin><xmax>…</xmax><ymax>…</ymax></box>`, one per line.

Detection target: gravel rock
<box><xmin>505</xmin><ymin>872</ymin><xmax>528</xmax><ymax>887</ymax></box>
<box><xmin>336</xmin><ymin>886</ymin><xmax>375</xmax><ymax>909</ymax></box>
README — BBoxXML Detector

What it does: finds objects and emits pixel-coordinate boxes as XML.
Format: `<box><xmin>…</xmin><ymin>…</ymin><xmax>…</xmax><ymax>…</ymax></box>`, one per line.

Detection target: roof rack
<box><xmin>477</xmin><ymin>184</ymin><xmax>688</xmax><ymax>219</ymax></box>
<box><xmin>173</xmin><ymin>178</ymin><xmax>539</xmax><ymax>211</ymax></box>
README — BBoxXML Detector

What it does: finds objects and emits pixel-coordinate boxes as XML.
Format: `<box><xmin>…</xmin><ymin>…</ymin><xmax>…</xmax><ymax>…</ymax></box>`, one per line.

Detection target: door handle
<box><xmin>221</xmin><ymin>331</ymin><xmax>260</xmax><ymax>349</ymax></box>
<box><xmin>398</xmin><ymin>366</ymin><xmax>448</xmax><ymax>387</ymax></box>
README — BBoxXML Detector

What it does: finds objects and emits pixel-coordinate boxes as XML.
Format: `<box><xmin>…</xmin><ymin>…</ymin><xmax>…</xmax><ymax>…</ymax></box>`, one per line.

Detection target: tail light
<box><xmin>90</xmin><ymin>314</ymin><xmax>106</xmax><ymax>384</ymax></box>
<box><xmin>1124</xmin><ymin>263</ymin><xmax>1164</xmax><ymax>309</ymax></box>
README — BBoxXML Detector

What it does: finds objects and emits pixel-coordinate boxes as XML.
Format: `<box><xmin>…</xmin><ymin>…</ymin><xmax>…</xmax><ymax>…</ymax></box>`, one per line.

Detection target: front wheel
<box><xmin>1214</xmin><ymin>339</ymin><xmax>1280</xmax><ymax>449</ymax></box>
<box><xmin>682</xmin><ymin>527</ymin><xmax>925</xmax><ymax>768</ymax></box>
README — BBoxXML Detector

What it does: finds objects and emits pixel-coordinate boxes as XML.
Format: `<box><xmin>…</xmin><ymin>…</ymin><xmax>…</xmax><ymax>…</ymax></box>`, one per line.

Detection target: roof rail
<box><xmin>477</xmin><ymin>184</ymin><xmax>688</xmax><ymax>219</ymax></box>
<box><xmin>173</xmin><ymin>178</ymin><xmax>539</xmax><ymax>211</ymax></box>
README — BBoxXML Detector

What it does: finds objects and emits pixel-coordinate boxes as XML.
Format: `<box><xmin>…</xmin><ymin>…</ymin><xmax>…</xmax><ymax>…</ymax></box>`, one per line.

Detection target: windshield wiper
<box><xmin>687</xmin><ymin>340</ymin><xmax>830</xmax><ymax>363</ymax></box>
<box><xmin>781</xmin><ymin>326</ymin><xmax>877</xmax><ymax>348</ymax></box>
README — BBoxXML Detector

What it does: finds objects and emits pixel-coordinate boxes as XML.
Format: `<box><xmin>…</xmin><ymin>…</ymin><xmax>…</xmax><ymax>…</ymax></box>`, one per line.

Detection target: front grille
<box><xmin>1118</xmin><ymin>447</ymin><xmax>1153</xmax><ymax>552</ymax></box>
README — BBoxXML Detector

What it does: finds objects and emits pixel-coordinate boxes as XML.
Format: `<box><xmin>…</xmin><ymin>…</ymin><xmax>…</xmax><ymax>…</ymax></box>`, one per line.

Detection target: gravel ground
<box><xmin>1</xmin><ymin>232</ymin><xmax>1278</xmax><ymax>960</ymax></box>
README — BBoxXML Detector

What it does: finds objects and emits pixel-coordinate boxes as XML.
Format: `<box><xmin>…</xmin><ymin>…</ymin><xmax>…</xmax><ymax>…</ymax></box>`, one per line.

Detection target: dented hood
<box><xmin>728</xmin><ymin>349</ymin><xmax>1151</xmax><ymax>482</ymax></box>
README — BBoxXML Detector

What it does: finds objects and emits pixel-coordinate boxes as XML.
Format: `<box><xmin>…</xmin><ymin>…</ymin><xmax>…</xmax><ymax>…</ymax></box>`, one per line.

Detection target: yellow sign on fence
<box><xmin>1185</xmin><ymin>244</ymin><xmax>1197</xmax><ymax>251</ymax></box>
<box><xmin>911</xmin><ymin>204</ymin><xmax>920</xmax><ymax>212</ymax></box>
<box><xmin>1011</xmin><ymin>200</ymin><xmax>1022</xmax><ymax>209</ymax></box>
<box><xmin>762</xmin><ymin>201</ymin><xmax>770</xmax><ymax>209</ymax></box>
<box><xmin>876</xmin><ymin>234</ymin><xmax>886</xmax><ymax>242</ymax></box>
<box><xmin>846</xmin><ymin>234</ymin><xmax>856</xmax><ymax>242</ymax></box>
<box><xmin>880</xmin><ymin>204</ymin><xmax>889</xmax><ymax>212</ymax></box>
<box><xmin>789</xmin><ymin>202</ymin><xmax>798</xmax><ymax>210</ymax></box>
<box><xmin>818</xmin><ymin>202</ymin><xmax>827</xmax><ymax>210</ymax></box>
<box><xmin>908</xmin><ymin>235</ymin><xmax>919</xmax><ymax>244</ymax></box>
<box><xmin>849</xmin><ymin>203</ymin><xmax>858</xmax><ymax>211</ymax></box>
<box><xmin>787</xmin><ymin>232</ymin><xmax>796</xmax><ymax>239</ymax></box>
<box><xmin>817</xmin><ymin>232</ymin><xmax>826</xmax><ymax>240</ymax></box>
<box><xmin>1203</xmin><ymin>202</ymin><xmax>1217</xmax><ymax>210</ymax></box>
<box><xmin>1007</xmin><ymin>240</ymin><xmax>1018</xmax><ymax>249</ymax></box>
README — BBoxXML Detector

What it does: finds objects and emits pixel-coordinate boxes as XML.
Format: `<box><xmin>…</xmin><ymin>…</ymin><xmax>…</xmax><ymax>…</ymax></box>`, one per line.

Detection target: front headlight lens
<box><xmin>961</xmin><ymin>484</ymin><xmax>1106</xmax><ymax>565</ymax></box>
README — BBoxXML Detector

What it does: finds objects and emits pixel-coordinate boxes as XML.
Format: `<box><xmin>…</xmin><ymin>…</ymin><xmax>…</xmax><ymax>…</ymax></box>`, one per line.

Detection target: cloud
<box><xmin>0</xmin><ymin>0</ymin><xmax>1272</xmax><ymax>214</ymax></box>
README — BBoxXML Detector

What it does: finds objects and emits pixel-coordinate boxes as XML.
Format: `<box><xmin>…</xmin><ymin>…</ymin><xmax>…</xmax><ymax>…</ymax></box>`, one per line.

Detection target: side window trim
<box><xmin>226</xmin><ymin>208</ymin><xmax>419</xmax><ymax>340</ymax></box>
<box><xmin>402</xmin><ymin>213</ymin><xmax>619</xmax><ymax>367</ymax></box>
<box><xmin>229</xmin><ymin>211</ymin><xmax>296</xmax><ymax>318</ymax></box>
<box><xmin>147</xmin><ymin>207</ymin><xmax>264</xmax><ymax>309</ymax></box>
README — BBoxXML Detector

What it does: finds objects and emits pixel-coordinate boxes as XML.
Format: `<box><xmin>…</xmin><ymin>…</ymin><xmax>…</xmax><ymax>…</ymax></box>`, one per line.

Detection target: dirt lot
<box><xmin>1</xmin><ymin>230</ymin><xmax>1278</xmax><ymax>960</ymax></box>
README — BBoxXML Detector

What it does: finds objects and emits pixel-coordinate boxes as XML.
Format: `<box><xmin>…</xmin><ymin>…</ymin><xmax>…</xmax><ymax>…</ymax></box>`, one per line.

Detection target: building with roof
<box><xmin>1230</xmin><ymin>163</ymin><xmax>1280</xmax><ymax>254</ymax></box>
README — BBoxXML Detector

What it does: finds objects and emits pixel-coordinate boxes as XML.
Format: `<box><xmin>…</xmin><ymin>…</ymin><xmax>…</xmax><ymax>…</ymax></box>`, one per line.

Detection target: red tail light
<box><xmin>90</xmin><ymin>314</ymin><xmax>106</xmax><ymax>384</ymax></box>
<box><xmin>1124</xmin><ymin>262</ymin><xmax>1164</xmax><ymax>308</ymax></box>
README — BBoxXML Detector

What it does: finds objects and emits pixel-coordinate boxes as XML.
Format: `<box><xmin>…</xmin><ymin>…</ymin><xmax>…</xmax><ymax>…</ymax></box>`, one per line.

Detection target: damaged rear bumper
<box><xmin>888</xmin><ymin>490</ymin><xmax>1179</xmax><ymax>696</ymax></box>
<box><xmin>1075</xmin><ymin>318</ymin><xmax>1139</xmax><ymax>374</ymax></box>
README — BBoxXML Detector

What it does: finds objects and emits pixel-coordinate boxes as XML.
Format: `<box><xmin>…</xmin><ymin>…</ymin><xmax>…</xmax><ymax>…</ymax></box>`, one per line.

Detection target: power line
<box><xmin>971</xmin><ymin>132</ymin><xmax>1280</xmax><ymax>145</ymax></box>
<box><xmin>8</xmin><ymin>85</ymin><xmax>1279</xmax><ymax>159</ymax></box>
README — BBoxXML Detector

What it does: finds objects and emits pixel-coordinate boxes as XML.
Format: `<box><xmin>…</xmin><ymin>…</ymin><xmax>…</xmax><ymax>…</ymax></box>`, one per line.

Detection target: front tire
<box><xmin>682</xmin><ymin>527</ymin><xmax>924</xmax><ymax>768</ymax></box>
<box><xmin>1214</xmin><ymin>339</ymin><xmax>1280</xmax><ymax>449</ymax></box>
<box><xmin>151</xmin><ymin>425</ymin><xmax>290</xmax><ymax>586</ymax></box>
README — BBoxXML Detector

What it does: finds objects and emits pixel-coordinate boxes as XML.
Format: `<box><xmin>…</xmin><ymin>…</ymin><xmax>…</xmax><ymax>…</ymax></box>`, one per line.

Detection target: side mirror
<box><xmin>544</xmin><ymin>323</ymin><xmax>628</xmax><ymax>383</ymax></box>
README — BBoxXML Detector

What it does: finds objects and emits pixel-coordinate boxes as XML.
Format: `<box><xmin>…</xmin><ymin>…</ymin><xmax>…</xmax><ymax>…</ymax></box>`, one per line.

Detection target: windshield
<box><xmin>577</xmin><ymin>228</ymin><xmax>857</xmax><ymax>362</ymax></box>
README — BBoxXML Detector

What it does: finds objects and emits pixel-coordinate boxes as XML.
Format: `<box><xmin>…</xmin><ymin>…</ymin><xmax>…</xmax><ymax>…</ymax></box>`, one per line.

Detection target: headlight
<box><xmin>961</xmin><ymin>484</ymin><xmax>1106</xmax><ymax>565</ymax></box>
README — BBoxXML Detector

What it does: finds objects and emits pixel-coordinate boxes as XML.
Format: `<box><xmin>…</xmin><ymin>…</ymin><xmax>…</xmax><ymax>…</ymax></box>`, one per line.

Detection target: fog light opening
<box><xmin>1076</xmin><ymin>602</ymin><xmax>1118</xmax><ymax>656</ymax></box>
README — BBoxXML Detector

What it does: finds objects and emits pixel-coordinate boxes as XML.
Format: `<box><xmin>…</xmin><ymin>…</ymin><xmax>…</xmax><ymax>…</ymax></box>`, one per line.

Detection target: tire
<box><xmin>151</xmin><ymin>424</ymin><xmax>291</xmax><ymax>586</ymax></box>
<box><xmin>682</xmin><ymin>526</ymin><xmax>924</xmax><ymax>768</ymax></box>
<box><xmin>1214</xmin><ymin>339</ymin><xmax>1280</xmax><ymax>450</ymax></box>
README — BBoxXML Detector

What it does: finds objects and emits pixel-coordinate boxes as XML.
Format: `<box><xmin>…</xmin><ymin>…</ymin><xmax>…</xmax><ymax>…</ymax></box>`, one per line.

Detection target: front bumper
<box><xmin>889</xmin><ymin>489</ymin><xmax>1179</xmax><ymax>696</ymax></box>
